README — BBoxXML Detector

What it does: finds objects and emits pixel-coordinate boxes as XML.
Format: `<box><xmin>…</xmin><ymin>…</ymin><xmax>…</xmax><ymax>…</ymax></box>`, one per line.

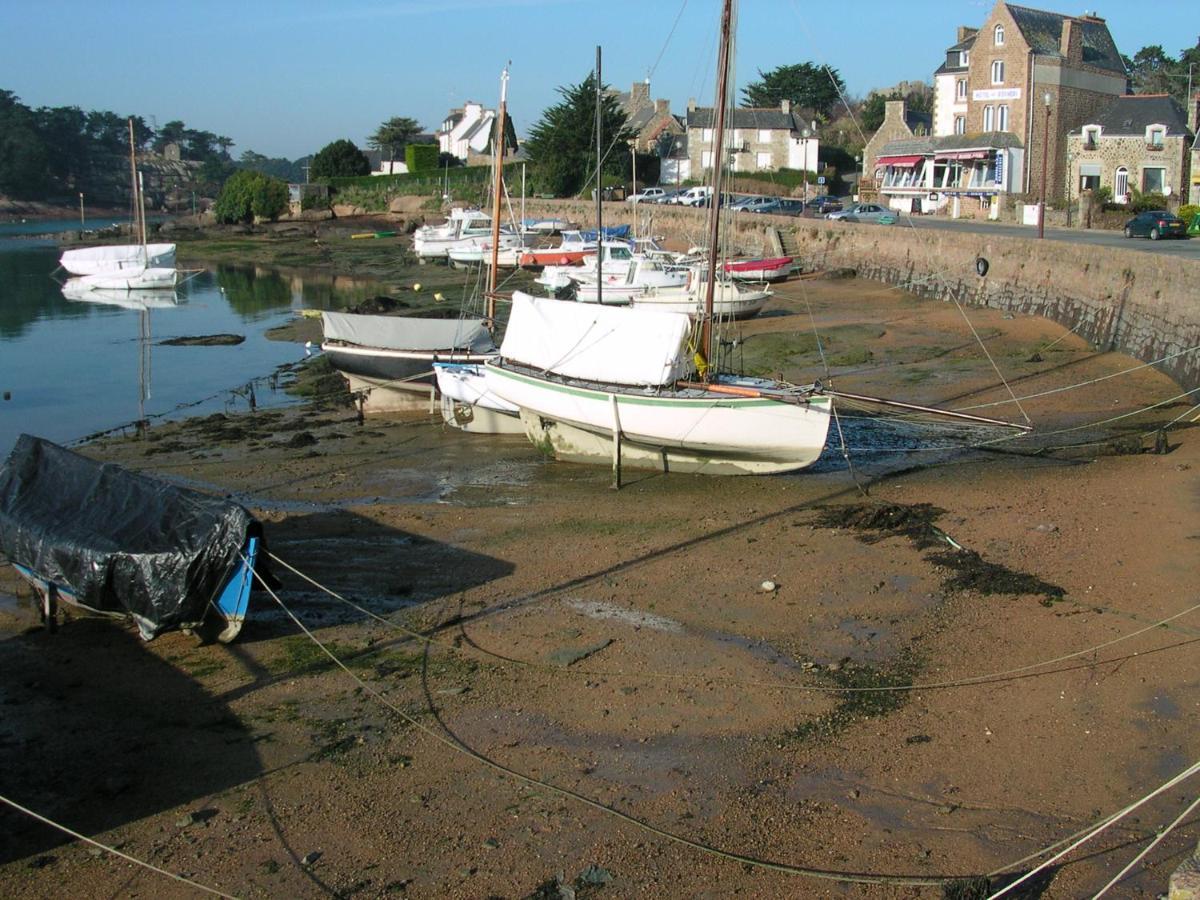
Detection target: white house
<box><xmin>933</xmin><ymin>27</ymin><xmax>976</xmax><ymax>136</ymax></box>
<box><xmin>438</xmin><ymin>102</ymin><xmax>515</xmax><ymax>163</ymax></box>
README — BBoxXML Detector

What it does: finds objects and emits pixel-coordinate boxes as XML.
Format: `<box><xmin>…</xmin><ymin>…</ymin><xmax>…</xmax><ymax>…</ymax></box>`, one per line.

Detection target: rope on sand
<box><xmin>0</xmin><ymin>794</ymin><xmax>240</xmax><ymax>899</ymax></box>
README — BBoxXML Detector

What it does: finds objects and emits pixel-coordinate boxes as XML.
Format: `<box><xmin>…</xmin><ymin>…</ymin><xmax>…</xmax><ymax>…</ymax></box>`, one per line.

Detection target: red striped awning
<box><xmin>936</xmin><ymin>150</ymin><xmax>990</xmax><ymax>161</ymax></box>
<box><xmin>875</xmin><ymin>155</ymin><xmax>924</xmax><ymax>166</ymax></box>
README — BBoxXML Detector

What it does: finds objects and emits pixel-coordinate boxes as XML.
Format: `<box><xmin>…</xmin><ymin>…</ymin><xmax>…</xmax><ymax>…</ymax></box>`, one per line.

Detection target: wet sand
<box><xmin>1</xmin><ymin>244</ymin><xmax>1197</xmax><ymax>899</ymax></box>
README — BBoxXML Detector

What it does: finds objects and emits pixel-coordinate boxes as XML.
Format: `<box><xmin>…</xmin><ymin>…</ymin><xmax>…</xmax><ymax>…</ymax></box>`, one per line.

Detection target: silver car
<box><xmin>826</xmin><ymin>203</ymin><xmax>898</xmax><ymax>224</ymax></box>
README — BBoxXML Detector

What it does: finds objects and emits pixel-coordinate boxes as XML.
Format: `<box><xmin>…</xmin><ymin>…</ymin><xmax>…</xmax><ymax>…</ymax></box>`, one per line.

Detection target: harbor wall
<box><xmin>526</xmin><ymin>200</ymin><xmax>1200</xmax><ymax>391</ymax></box>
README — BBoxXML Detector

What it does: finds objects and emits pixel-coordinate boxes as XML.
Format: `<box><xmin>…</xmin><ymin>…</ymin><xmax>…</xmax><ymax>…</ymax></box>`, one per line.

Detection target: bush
<box><xmin>1176</xmin><ymin>204</ymin><xmax>1199</xmax><ymax>226</ymax></box>
<box><xmin>213</xmin><ymin>169</ymin><xmax>289</xmax><ymax>223</ymax></box>
<box><xmin>405</xmin><ymin>143</ymin><xmax>438</xmax><ymax>174</ymax></box>
<box><xmin>311</xmin><ymin>139</ymin><xmax>370</xmax><ymax>179</ymax></box>
<box><xmin>1128</xmin><ymin>190</ymin><xmax>1168</xmax><ymax>213</ymax></box>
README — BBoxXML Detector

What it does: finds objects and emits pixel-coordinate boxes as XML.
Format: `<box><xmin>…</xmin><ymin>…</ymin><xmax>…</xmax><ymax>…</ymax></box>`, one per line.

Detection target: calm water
<box><xmin>0</xmin><ymin>219</ymin><xmax>377</xmax><ymax>455</ymax></box>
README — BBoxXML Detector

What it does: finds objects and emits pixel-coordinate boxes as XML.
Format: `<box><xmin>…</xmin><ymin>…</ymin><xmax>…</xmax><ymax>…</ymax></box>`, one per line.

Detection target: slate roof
<box><xmin>686</xmin><ymin>107</ymin><xmax>812</xmax><ymax>131</ymax></box>
<box><xmin>905</xmin><ymin>109</ymin><xmax>933</xmax><ymax>135</ymax></box>
<box><xmin>1085</xmin><ymin>94</ymin><xmax>1192</xmax><ymax>136</ymax></box>
<box><xmin>880</xmin><ymin>131</ymin><xmax>1026</xmax><ymax>157</ymax></box>
<box><xmin>1005</xmin><ymin>4</ymin><xmax>1126</xmax><ymax>74</ymax></box>
<box><xmin>934</xmin><ymin>32</ymin><xmax>977</xmax><ymax>76</ymax></box>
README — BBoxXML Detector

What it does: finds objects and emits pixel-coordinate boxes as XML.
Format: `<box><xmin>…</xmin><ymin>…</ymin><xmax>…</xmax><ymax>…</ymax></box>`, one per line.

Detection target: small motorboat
<box><xmin>723</xmin><ymin>256</ymin><xmax>794</xmax><ymax>282</ymax></box>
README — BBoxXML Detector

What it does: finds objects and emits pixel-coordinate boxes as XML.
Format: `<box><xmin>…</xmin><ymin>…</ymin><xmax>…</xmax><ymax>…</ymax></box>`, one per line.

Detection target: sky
<box><xmin>2</xmin><ymin>0</ymin><xmax>1196</xmax><ymax>160</ymax></box>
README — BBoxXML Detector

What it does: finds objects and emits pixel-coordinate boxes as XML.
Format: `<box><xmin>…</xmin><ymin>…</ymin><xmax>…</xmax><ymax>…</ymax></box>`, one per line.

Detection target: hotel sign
<box><xmin>973</xmin><ymin>88</ymin><xmax>1022</xmax><ymax>101</ymax></box>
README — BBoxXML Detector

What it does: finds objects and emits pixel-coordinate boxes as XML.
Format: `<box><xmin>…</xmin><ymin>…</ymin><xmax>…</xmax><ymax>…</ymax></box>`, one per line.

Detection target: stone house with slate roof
<box><xmin>612</xmin><ymin>80</ymin><xmax>684</xmax><ymax>154</ymax></box>
<box><xmin>861</xmin><ymin>100</ymin><xmax>933</xmax><ymax>200</ymax></box>
<box><xmin>1066</xmin><ymin>95</ymin><xmax>1196</xmax><ymax>207</ymax></box>
<box><xmin>684</xmin><ymin>99</ymin><xmax>819</xmax><ymax>179</ymax></box>
<box><xmin>437</xmin><ymin>102</ymin><xmax>518</xmax><ymax>164</ymax></box>
<box><xmin>905</xmin><ymin>1</ymin><xmax>1127</xmax><ymax>216</ymax></box>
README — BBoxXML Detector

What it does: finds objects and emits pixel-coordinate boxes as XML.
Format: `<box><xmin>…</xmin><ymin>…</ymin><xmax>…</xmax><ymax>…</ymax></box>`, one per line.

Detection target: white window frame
<box><xmin>701</xmin><ymin>150</ymin><xmax>713</xmax><ymax>169</ymax></box>
<box><xmin>702</xmin><ymin>128</ymin><xmax>713</xmax><ymax>143</ymax></box>
<box><xmin>983</xmin><ymin>106</ymin><xmax>994</xmax><ymax>131</ymax></box>
<box><xmin>991</xmin><ymin>60</ymin><xmax>1004</xmax><ymax>84</ymax></box>
<box><xmin>1141</xmin><ymin>166</ymin><xmax>1166</xmax><ymax>194</ymax></box>
<box><xmin>1083</xmin><ymin>126</ymin><xmax>1100</xmax><ymax>149</ymax></box>
<box><xmin>757</xmin><ymin>129</ymin><xmax>771</xmax><ymax>143</ymax></box>
<box><xmin>1114</xmin><ymin>166</ymin><xmax>1129</xmax><ymax>200</ymax></box>
<box><xmin>755</xmin><ymin>151</ymin><xmax>772</xmax><ymax>169</ymax></box>
<box><xmin>998</xmin><ymin>104</ymin><xmax>1009</xmax><ymax>131</ymax></box>
<box><xmin>1146</xmin><ymin>126</ymin><xmax>1165</xmax><ymax>148</ymax></box>
<box><xmin>956</xmin><ymin>78</ymin><xmax>967</xmax><ymax>100</ymax></box>
<box><xmin>994</xmin><ymin>24</ymin><xmax>1005</xmax><ymax>46</ymax></box>
<box><xmin>961</xmin><ymin>50</ymin><xmax>970</xmax><ymax>66</ymax></box>
<box><xmin>954</xmin><ymin>115</ymin><xmax>966</xmax><ymax>135</ymax></box>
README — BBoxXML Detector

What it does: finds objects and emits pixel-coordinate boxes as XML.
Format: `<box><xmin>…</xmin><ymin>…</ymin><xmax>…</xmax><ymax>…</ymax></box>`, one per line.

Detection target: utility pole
<box><xmin>1038</xmin><ymin>92</ymin><xmax>1051</xmax><ymax>240</ymax></box>
<box><xmin>78</xmin><ymin>193</ymin><xmax>84</xmax><ymax>228</ymax></box>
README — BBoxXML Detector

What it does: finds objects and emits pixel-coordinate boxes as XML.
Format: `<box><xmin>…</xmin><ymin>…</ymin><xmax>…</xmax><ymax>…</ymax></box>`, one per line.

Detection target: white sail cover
<box><xmin>500</xmin><ymin>291</ymin><xmax>693</xmax><ymax>387</ymax></box>
<box><xmin>322</xmin><ymin>312</ymin><xmax>495</xmax><ymax>353</ymax></box>
<box><xmin>59</xmin><ymin>243</ymin><xmax>176</xmax><ymax>274</ymax></box>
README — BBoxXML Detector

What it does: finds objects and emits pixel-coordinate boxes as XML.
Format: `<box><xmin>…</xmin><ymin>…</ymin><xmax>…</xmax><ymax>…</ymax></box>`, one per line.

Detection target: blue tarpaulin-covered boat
<box><xmin>0</xmin><ymin>435</ymin><xmax>265</xmax><ymax>642</ymax></box>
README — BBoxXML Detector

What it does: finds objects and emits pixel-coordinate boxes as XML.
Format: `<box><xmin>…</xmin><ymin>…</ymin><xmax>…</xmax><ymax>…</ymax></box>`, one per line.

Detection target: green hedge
<box><xmin>325</xmin><ymin>162</ymin><xmax>520</xmax><ymax>191</ymax></box>
<box><xmin>405</xmin><ymin>144</ymin><xmax>439</xmax><ymax>174</ymax></box>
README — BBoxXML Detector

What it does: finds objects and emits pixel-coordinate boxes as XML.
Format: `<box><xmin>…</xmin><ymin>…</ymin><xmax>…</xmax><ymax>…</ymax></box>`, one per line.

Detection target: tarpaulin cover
<box><xmin>0</xmin><ymin>435</ymin><xmax>259</xmax><ymax>640</ymax></box>
<box><xmin>500</xmin><ymin>291</ymin><xmax>693</xmax><ymax>387</ymax></box>
<box><xmin>322</xmin><ymin>312</ymin><xmax>495</xmax><ymax>353</ymax></box>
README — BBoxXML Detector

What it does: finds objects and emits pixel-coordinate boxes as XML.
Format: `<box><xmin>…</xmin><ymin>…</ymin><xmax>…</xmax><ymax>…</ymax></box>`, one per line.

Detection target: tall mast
<box><xmin>486</xmin><ymin>64</ymin><xmax>509</xmax><ymax>322</ymax></box>
<box><xmin>699</xmin><ymin>0</ymin><xmax>734</xmax><ymax>374</ymax></box>
<box><xmin>595</xmin><ymin>45</ymin><xmax>603</xmax><ymax>307</ymax></box>
<box><xmin>127</xmin><ymin>118</ymin><xmax>143</xmax><ymax>253</ymax></box>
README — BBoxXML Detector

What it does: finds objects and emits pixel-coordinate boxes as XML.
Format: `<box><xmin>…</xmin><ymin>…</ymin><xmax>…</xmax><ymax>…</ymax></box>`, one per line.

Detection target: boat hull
<box><xmin>631</xmin><ymin>285</ymin><xmax>770</xmax><ymax>320</ymax></box>
<box><xmin>485</xmin><ymin>364</ymin><xmax>832</xmax><ymax>475</ymax></box>
<box><xmin>434</xmin><ymin>363</ymin><xmax>524</xmax><ymax>434</ymax></box>
<box><xmin>59</xmin><ymin>243</ymin><xmax>176</xmax><ymax>275</ymax></box>
<box><xmin>78</xmin><ymin>267</ymin><xmax>179</xmax><ymax>291</ymax></box>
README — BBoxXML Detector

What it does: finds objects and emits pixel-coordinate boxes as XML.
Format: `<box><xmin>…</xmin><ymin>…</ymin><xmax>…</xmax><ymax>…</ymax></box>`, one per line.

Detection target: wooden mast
<box><xmin>595</xmin><ymin>45</ymin><xmax>603</xmax><ymax>307</ymax></box>
<box><xmin>127</xmin><ymin>118</ymin><xmax>145</xmax><ymax>255</ymax></box>
<box><xmin>486</xmin><ymin>64</ymin><xmax>509</xmax><ymax>323</ymax></box>
<box><xmin>699</xmin><ymin>0</ymin><xmax>734</xmax><ymax>375</ymax></box>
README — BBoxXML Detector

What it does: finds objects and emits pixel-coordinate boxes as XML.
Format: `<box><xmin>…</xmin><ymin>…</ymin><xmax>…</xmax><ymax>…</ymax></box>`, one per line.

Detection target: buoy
<box><xmin>560</xmin><ymin>255</ymin><xmax>570</xmax><ymax>265</ymax></box>
<box><xmin>412</xmin><ymin>283</ymin><xmax>421</xmax><ymax>292</ymax></box>
<box><xmin>434</xmin><ymin>292</ymin><xmax>445</xmax><ymax>303</ymax></box>
<box><xmin>760</xmin><ymin>580</ymin><xmax>777</xmax><ymax>592</ymax></box>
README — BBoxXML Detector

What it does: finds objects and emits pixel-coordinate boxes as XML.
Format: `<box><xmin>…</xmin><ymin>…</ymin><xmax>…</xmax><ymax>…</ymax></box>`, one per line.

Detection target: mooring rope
<box><xmin>248</xmin><ymin>560</ymin><xmax>949</xmax><ymax>888</ymax></box>
<box><xmin>0</xmin><ymin>794</ymin><xmax>239</xmax><ymax>899</ymax></box>
<box><xmin>265</xmin><ymin>551</ymin><xmax>1200</xmax><ymax>697</ymax></box>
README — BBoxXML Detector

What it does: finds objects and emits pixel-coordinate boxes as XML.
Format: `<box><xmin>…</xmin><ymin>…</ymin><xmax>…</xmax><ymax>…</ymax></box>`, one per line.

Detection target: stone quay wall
<box><xmin>527</xmin><ymin>199</ymin><xmax>1200</xmax><ymax>391</ymax></box>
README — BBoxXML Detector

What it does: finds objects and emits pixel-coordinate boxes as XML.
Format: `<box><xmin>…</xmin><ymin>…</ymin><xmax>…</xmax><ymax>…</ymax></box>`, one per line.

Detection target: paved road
<box><xmin>884</xmin><ymin>214</ymin><xmax>1200</xmax><ymax>259</ymax></box>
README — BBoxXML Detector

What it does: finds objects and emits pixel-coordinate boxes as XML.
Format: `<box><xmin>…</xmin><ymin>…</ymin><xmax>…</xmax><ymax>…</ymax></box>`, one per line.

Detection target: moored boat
<box><xmin>59</xmin><ymin>243</ymin><xmax>177</xmax><ymax>276</ymax></box>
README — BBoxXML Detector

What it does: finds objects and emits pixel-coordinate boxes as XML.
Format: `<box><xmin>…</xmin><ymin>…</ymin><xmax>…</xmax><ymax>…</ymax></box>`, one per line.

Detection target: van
<box><xmin>678</xmin><ymin>186</ymin><xmax>712</xmax><ymax>206</ymax></box>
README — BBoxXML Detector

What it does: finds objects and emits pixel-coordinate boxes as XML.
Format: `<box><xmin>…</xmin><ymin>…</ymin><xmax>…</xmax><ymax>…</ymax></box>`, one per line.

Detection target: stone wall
<box><xmin>525</xmin><ymin>198</ymin><xmax>1200</xmax><ymax>390</ymax></box>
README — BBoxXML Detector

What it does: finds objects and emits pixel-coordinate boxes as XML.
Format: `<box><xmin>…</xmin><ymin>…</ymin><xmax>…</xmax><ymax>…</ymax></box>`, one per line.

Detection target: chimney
<box><xmin>687</xmin><ymin>97</ymin><xmax>697</xmax><ymax>112</ymax></box>
<box><xmin>654</xmin><ymin>98</ymin><xmax>670</xmax><ymax>115</ymax></box>
<box><xmin>1078</xmin><ymin>12</ymin><xmax>1105</xmax><ymax>23</ymax></box>
<box><xmin>1060</xmin><ymin>18</ymin><xmax>1081</xmax><ymax>61</ymax></box>
<box><xmin>631</xmin><ymin>81</ymin><xmax>650</xmax><ymax>107</ymax></box>
<box><xmin>956</xmin><ymin>26</ymin><xmax>977</xmax><ymax>43</ymax></box>
<box><xmin>884</xmin><ymin>99</ymin><xmax>906</xmax><ymax>124</ymax></box>
<box><xmin>780</xmin><ymin>98</ymin><xmax>792</xmax><ymax>115</ymax></box>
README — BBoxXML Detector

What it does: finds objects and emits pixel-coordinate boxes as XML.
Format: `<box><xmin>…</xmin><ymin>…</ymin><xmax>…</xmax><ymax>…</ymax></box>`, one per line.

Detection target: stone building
<box><xmin>438</xmin><ymin>102</ymin><xmax>517</xmax><ymax>163</ymax></box>
<box><xmin>684</xmin><ymin>99</ymin><xmax>819</xmax><ymax>178</ymax></box>
<box><xmin>612</xmin><ymin>80</ymin><xmax>684</xmax><ymax>154</ymax></box>
<box><xmin>1066</xmin><ymin>94</ymin><xmax>1195</xmax><ymax>209</ymax></box>
<box><xmin>862</xmin><ymin>99</ymin><xmax>932</xmax><ymax>198</ymax></box>
<box><xmin>932</xmin><ymin>2</ymin><xmax>1127</xmax><ymax>202</ymax></box>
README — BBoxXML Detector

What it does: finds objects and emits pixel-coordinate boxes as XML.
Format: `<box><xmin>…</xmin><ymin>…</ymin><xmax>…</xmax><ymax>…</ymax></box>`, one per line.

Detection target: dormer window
<box><xmin>994</xmin><ymin>24</ymin><xmax>1005</xmax><ymax>46</ymax></box>
<box><xmin>1146</xmin><ymin>125</ymin><xmax>1166</xmax><ymax>149</ymax></box>
<box><xmin>961</xmin><ymin>50</ymin><xmax>970</xmax><ymax>66</ymax></box>
<box><xmin>991</xmin><ymin>60</ymin><xmax>1005</xmax><ymax>84</ymax></box>
<box><xmin>1082</xmin><ymin>126</ymin><xmax>1100</xmax><ymax>150</ymax></box>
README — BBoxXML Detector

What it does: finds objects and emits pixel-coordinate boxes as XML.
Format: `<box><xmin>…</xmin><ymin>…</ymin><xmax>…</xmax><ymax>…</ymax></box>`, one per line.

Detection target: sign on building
<box><xmin>972</xmin><ymin>88</ymin><xmax>1021</xmax><ymax>101</ymax></box>
<box><xmin>995</xmin><ymin>153</ymin><xmax>1004</xmax><ymax>188</ymax></box>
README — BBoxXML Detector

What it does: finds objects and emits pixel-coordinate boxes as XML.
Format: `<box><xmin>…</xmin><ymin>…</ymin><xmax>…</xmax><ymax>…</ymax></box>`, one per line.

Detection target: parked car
<box><xmin>731</xmin><ymin>195</ymin><xmax>777</xmax><ymax>213</ymax></box>
<box><xmin>650</xmin><ymin>189</ymin><xmax>686</xmax><ymax>204</ymax></box>
<box><xmin>1122</xmin><ymin>210</ymin><xmax>1188</xmax><ymax>240</ymax></box>
<box><xmin>827</xmin><ymin>203</ymin><xmax>897</xmax><ymax>225</ymax></box>
<box><xmin>627</xmin><ymin>187</ymin><xmax>666</xmax><ymax>205</ymax></box>
<box><xmin>678</xmin><ymin>186</ymin><xmax>713</xmax><ymax>206</ymax></box>
<box><xmin>804</xmin><ymin>196</ymin><xmax>843</xmax><ymax>215</ymax></box>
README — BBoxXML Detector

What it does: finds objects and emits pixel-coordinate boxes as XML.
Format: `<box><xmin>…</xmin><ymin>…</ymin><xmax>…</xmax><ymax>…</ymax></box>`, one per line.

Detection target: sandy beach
<box><xmin>1</xmin><ymin>230</ymin><xmax>1197</xmax><ymax>898</ymax></box>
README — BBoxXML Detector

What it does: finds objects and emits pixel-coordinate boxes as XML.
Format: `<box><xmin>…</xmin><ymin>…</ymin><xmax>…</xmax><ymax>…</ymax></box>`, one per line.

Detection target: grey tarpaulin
<box><xmin>0</xmin><ymin>435</ymin><xmax>264</xmax><ymax>640</ymax></box>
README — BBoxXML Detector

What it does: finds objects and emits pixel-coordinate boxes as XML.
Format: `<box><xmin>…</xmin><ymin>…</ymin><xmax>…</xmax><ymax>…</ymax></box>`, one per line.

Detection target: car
<box><xmin>731</xmin><ymin>195</ymin><xmax>777</xmax><ymax>213</ymax></box>
<box><xmin>804</xmin><ymin>196</ymin><xmax>843</xmax><ymax>215</ymax></box>
<box><xmin>627</xmin><ymin>187</ymin><xmax>666</xmax><ymax>205</ymax></box>
<box><xmin>826</xmin><ymin>203</ymin><xmax>898</xmax><ymax>224</ymax></box>
<box><xmin>1123</xmin><ymin>210</ymin><xmax>1188</xmax><ymax>240</ymax></box>
<box><xmin>677</xmin><ymin>186</ymin><xmax>713</xmax><ymax>206</ymax></box>
<box><xmin>650</xmin><ymin>189</ymin><xmax>686</xmax><ymax>204</ymax></box>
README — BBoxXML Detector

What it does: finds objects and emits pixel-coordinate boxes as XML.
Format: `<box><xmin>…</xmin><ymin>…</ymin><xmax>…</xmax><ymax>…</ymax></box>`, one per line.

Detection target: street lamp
<box><xmin>855</xmin><ymin>154</ymin><xmax>862</xmax><ymax>200</ymax></box>
<box><xmin>1038</xmin><ymin>90</ymin><xmax>1051</xmax><ymax>240</ymax></box>
<box><xmin>801</xmin><ymin>127</ymin><xmax>812</xmax><ymax>203</ymax></box>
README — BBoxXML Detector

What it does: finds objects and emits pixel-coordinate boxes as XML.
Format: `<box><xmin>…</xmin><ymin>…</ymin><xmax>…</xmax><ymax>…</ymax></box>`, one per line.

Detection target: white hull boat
<box><xmin>482</xmin><ymin>293</ymin><xmax>832</xmax><ymax>475</ymax></box>
<box><xmin>78</xmin><ymin>267</ymin><xmax>179</xmax><ymax>291</ymax></box>
<box><xmin>631</xmin><ymin>278</ymin><xmax>770</xmax><ymax>320</ymax></box>
<box><xmin>434</xmin><ymin>362</ymin><xmax>524</xmax><ymax>434</ymax></box>
<box><xmin>59</xmin><ymin>243</ymin><xmax>176</xmax><ymax>276</ymax></box>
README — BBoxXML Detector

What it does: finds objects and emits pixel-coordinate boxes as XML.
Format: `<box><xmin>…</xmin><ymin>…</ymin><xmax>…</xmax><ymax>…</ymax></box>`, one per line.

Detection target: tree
<box><xmin>523</xmin><ymin>72</ymin><xmax>633</xmax><ymax>197</ymax></box>
<box><xmin>1125</xmin><ymin>38</ymin><xmax>1200</xmax><ymax>103</ymax></box>
<box><xmin>859</xmin><ymin>87</ymin><xmax>931</xmax><ymax>133</ymax></box>
<box><xmin>368</xmin><ymin>116</ymin><xmax>421</xmax><ymax>171</ymax></box>
<box><xmin>213</xmin><ymin>168</ymin><xmax>288</xmax><ymax>223</ymax></box>
<box><xmin>310</xmin><ymin>138</ymin><xmax>370</xmax><ymax>178</ymax></box>
<box><xmin>741</xmin><ymin>63</ymin><xmax>847</xmax><ymax>120</ymax></box>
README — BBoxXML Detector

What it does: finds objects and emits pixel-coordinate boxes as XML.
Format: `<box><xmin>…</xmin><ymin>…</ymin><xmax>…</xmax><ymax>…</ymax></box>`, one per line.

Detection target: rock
<box><xmin>331</xmin><ymin>204</ymin><xmax>366</xmax><ymax>218</ymax></box>
<box><xmin>159</xmin><ymin>334</ymin><xmax>245</xmax><ymax>347</ymax></box>
<box><xmin>482</xmin><ymin>837</ymin><xmax>499</xmax><ymax>850</ymax></box>
<box><xmin>549</xmin><ymin>639</ymin><xmax>613</xmax><ymax>667</ymax></box>
<box><xmin>301</xmin><ymin>851</ymin><xmax>322</xmax><ymax>866</ymax></box>
<box><xmin>175</xmin><ymin>812</ymin><xmax>198</xmax><ymax>828</ymax></box>
<box><xmin>1169</xmin><ymin>841</ymin><xmax>1200</xmax><ymax>899</ymax></box>
<box><xmin>760</xmin><ymin>580</ymin><xmax>777</xmax><ymax>592</ymax></box>
<box><xmin>388</xmin><ymin>196</ymin><xmax>426</xmax><ymax>214</ymax></box>
<box><xmin>1033</xmin><ymin>523</ymin><xmax>1059</xmax><ymax>533</ymax></box>
<box><xmin>577</xmin><ymin>865</ymin><xmax>614</xmax><ymax>885</ymax></box>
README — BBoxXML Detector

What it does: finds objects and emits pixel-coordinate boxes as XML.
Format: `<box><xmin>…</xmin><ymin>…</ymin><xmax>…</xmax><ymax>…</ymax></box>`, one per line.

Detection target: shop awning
<box><xmin>875</xmin><ymin>155</ymin><xmax>924</xmax><ymax>166</ymax></box>
<box><xmin>936</xmin><ymin>150</ymin><xmax>990</xmax><ymax>161</ymax></box>
<box><xmin>1079</xmin><ymin>163</ymin><xmax>1101</xmax><ymax>177</ymax></box>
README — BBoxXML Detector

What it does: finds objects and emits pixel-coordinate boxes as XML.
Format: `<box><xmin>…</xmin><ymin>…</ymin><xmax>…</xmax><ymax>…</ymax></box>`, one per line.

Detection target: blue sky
<box><xmin>2</xmin><ymin>1</ymin><xmax>1196</xmax><ymax>159</ymax></box>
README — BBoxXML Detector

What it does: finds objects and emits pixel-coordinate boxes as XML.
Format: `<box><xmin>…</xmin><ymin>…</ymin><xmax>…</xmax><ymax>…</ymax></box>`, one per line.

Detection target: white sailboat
<box><xmin>59</xmin><ymin>119</ymin><xmax>177</xmax><ymax>278</ymax></box>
